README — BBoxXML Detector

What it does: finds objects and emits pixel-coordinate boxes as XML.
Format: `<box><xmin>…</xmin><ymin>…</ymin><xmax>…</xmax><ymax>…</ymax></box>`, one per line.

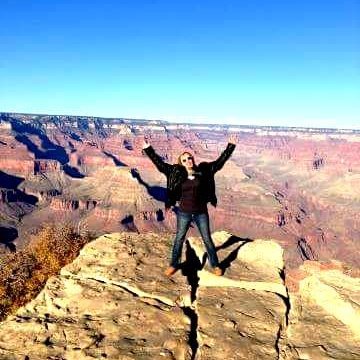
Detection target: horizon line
<box><xmin>1</xmin><ymin>110</ymin><xmax>359</xmax><ymax>132</ymax></box>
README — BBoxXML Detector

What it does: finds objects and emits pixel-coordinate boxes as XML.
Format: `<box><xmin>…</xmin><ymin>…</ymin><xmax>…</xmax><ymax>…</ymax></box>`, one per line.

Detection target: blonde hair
<box><xmin>177</xmin><ymin>152</ymin><xmax>195</xmax><ymax>166</ymax></box>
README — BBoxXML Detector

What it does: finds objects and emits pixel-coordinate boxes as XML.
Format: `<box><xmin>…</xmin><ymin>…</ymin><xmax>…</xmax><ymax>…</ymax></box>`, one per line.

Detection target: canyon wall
<box><xmin>0</xmin><ymin>113</ymin><xmax>359</xmax><ymax>270</ymax></box>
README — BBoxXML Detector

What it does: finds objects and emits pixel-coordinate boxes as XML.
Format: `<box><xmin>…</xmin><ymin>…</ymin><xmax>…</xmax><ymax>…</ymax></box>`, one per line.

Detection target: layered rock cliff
<box><xmin>0</xmin><ymin>113</ymin><xmax>359</xmax><ymax>269</ymax></box>
<box><xmin>0</xmin><ymin>231</ymin><xmax>359</xmax><ymax>360</ymax></box>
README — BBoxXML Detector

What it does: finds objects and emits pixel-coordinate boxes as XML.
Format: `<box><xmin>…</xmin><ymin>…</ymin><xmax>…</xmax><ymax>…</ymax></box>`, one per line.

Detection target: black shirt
<box><xmin>179</xmin><ymin>176</ymin><xmax>207</xmax><ymax>213</ymax></box>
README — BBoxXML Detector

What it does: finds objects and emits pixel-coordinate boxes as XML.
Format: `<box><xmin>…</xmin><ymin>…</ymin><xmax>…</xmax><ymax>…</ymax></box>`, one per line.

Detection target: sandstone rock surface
<box><xmin>0</xmin><ymin>231</ymin><xmax>359</xmax><ymax>360</ymax></box>
<box><xmin>0</xmin><ymin>233</ymin><xmax>191</xmax><ymax>360</ymax></box>
<box><xmin>187</xmin><ymin>231</ymin><xmax>288</xmax><ymax>360</ymax></box>
<box><xmin>284</xmin><ymin>262</ymin><xmax>360</xmax><ymax>360</ymax></box>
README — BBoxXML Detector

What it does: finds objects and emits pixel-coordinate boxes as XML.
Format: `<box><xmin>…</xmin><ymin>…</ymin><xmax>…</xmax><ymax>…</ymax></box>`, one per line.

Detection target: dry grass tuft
<box><xmin>0</xmin><ymin>222</ymin><xmax>93</xmax><ymax>320</ymax></box>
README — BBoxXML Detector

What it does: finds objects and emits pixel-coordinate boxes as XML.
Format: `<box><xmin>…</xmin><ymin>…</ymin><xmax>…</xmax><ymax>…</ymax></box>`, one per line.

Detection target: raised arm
<box><xmin>142</xmin><ymin>138</ymin><xmax>172</xmax><ymax>176</ymax></box>
<box><xmin>209</xmin><ymin>134</ymin><xmax>237</xmax><ymax>173</ymax></box>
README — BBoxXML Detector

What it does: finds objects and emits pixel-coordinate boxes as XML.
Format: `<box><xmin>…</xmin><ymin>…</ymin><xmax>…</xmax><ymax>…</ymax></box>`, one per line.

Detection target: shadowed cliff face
<box><xmin>0</xmin><ymin>170</ymin><xmax>38</xmax><ymax>252</ymax></box>
<box><xmin>0</xmin><ymin>227</ymin><xmax>18</xmax><ymax>252</ymax></box>
<box><xmin>0</xmin><ymin>231</ymin><xmax>359</xmax><ymax>360</ymax></box>
<box><xmin>0</xmin><ymin>113</ymin><xmax>359</xmax><ymax>270</ymax></box>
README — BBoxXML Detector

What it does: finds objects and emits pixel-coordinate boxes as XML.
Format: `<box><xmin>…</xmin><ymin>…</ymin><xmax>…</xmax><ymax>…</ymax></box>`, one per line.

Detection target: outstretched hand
<box><xmin>142</xmin><ymin>136</ymin><xmax>151</xmax><ymax>149</ymax></box>
<box><xmin>228</xmin><ymin>133</ymin><xmax>239</xmax><ymax>145</ymax></box>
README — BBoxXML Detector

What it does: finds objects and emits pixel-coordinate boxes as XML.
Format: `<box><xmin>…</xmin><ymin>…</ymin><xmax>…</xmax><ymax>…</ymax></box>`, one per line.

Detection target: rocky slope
<box><xmin>0</xmin><ymin>231</ymin><xmax>359</xmax><ymax>360</ymax></box>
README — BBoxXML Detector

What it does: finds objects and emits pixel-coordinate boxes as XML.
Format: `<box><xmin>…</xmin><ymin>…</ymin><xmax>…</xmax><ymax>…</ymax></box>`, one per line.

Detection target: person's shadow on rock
<box><xmin>180</xmin><ymin>241</ymin><xmax>203</xmax><ymax>302</ymax></box>
<box><xmin>216</xmin><ymin>235</ymin><xmax>253</xmax><ymax>275</ymax></box>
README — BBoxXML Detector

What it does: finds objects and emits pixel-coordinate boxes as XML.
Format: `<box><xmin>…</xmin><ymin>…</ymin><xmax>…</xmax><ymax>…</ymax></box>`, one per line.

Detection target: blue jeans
<box><xmin>171</xmin><ymin>211</ymin><xmax>219</xmax><ymax>268</ymax></box>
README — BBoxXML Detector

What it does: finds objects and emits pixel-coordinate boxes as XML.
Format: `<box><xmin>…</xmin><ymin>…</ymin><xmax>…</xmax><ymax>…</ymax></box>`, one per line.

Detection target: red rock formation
<box><xmin>50</xmin><ymin>198</ymin><xmax>80</xmax><ymax>211</ymax></box>
<box><xmin>0</xmin><ymin>159</ymin><xmax>34</xmax><ymax>177</ymax></box>
<box><xmin>1</xmin><ymin>113</ymin><xmax>359</xmax><ymax>271</ymax></box>
<box><xmin>34</xmin><ymin>159</ymin><xmax>61</xmax><ymax>174</ymax></box>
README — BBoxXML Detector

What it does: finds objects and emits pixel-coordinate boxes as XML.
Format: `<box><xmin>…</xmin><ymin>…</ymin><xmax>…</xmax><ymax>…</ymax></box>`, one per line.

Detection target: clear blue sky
<box><xmin>0</xmin><ymin>0</ymin><xmax>359</xmax><ymax>129</ymax></box>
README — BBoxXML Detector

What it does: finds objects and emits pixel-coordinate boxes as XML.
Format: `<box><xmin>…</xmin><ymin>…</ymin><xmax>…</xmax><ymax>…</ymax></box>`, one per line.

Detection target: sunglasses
<box><xmin>181</xmin><ymin>156</ymin><xmax>193</xmax><ymax>163</ymax></box>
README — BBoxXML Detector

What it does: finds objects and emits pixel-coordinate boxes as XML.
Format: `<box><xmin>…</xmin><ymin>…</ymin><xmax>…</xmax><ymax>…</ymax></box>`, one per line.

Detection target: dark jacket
<box><xmin>144</xmin><ymin>143</ymin><xmax>236</xmax><ymax>209</ymax></box>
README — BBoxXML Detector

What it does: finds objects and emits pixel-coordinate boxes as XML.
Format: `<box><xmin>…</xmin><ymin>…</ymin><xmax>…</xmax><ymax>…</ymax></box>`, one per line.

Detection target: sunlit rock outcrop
<box><xmin>0</xmin><ymin>230</ymin><xmax>358</xmax><ymax>359</ymax></box>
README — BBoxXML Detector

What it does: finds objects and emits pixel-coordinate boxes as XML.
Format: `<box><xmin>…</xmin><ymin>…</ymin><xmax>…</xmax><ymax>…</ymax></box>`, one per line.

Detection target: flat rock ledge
<box><xmin>0</xmin><ymin>231</ymin><xmax>359</xmax><ymax>360</ymax></box>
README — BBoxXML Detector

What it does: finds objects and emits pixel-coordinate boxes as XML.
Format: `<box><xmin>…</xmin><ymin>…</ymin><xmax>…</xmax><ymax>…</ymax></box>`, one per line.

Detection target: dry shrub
<box><xmin>0</xmin><ymin>251</ymin><xmax>39</xmax><ymax>318</ymax></box>
<box><xmin>0</xmin><ymin>222</ymin><xmax>92</xmax><ymax>320</ymax></box>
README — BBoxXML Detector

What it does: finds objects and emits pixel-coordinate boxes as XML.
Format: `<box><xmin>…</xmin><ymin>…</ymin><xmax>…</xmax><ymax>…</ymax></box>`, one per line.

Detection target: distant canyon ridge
<box><xmin>0</xmin><ymin>112</ymin><xmax>359</xmax><ymax>270</ymax></box>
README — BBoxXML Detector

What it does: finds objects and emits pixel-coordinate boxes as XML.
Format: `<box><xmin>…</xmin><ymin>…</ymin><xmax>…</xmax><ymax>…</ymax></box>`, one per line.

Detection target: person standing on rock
<box><xmin>142</xmin><ymin>134</ymin><xmax>237</xmax><ymax>277</ymax></box>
